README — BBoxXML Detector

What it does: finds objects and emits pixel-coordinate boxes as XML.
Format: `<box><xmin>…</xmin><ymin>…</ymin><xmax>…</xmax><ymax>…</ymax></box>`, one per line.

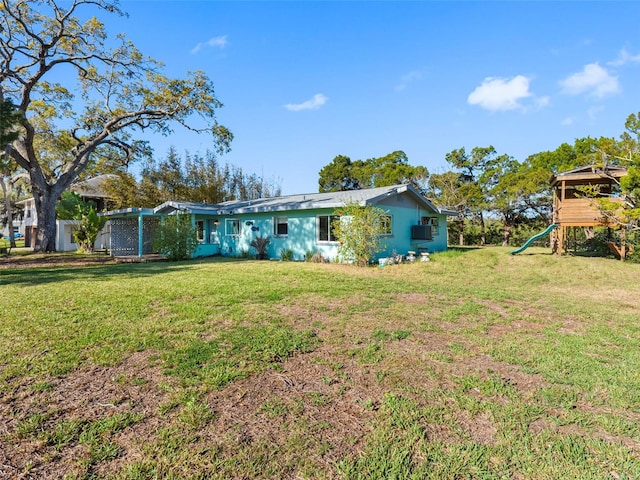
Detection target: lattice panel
<box><xmin>110</xmin><ymin>218</ymin><xmax>139</xmax><ymax>256</ymax></box>
<box><xmin>109</xmin><ymin>217</ymin><xmax>161</xmax><ymax>256</ymax></box>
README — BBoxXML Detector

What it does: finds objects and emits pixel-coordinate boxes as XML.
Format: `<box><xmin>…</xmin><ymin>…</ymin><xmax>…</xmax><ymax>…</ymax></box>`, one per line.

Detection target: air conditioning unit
<box><xmin>411</xmin><ymin>225</ymin><xmax>432</xmax><ymax>240</ymax></box>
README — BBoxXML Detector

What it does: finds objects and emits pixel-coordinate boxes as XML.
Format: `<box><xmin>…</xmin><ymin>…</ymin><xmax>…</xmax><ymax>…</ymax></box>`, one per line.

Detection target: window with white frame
<box><xmin>226</xmin><ymin>218</ymin><xmax>240</xmax><ymax>236</ymax></box>
<box><xmin>421</xmin><ymin>216</ymin><xmax>438</xmax><ymax>235</ymax></box>
<box><xmin>379</xmin><ymin>215</ymin><xmax>392</xmax><ymax>236</ymax></box>
<box><xmin>274</xmin><ymin>216</ymin><xmax>288</xmax><ymax>236</ymax></box>
<box><xmin>318</xmin><ymin>215</ymin><xmax>339</xmax><ymax>242</ymax></box>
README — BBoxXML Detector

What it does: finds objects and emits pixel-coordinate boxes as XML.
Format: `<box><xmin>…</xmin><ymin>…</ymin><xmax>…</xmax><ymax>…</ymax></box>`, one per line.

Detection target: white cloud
<box><xmin>561</xmin><ymin>117</ymin><xmax>574</xmax><ymax>126</ymax></box>
<box><xmin>559</xmin><ymin>63</ymin><xmax>619</xmax><ymax>98</ymax></box>
<box><xmin>467</xmin><ymin>75</ymin><xmax>532</xmax><ymax>111</ymax></box>
<box><xmin>284</xmin><ymin>93</ymin><xmax>328</xmax><ymax>112</ymax></box>
<box><xmin>191</xmin><ymin>35</ymin><xmax>228</xmax><ymax>55</ymax></box>
<box><xmin>395</xmin><ymin>71</ymin><xmax>422</xmax><ymax>91</ymax></box>
<box><xmin>608</xmin><ymin>48</ymin><xmax>640</xmax><ymax>66</ymax></box>
<box><xmin>535</xmin><ymin>96</ymin><xmax>551</xmax><ymax>109</ymax></box>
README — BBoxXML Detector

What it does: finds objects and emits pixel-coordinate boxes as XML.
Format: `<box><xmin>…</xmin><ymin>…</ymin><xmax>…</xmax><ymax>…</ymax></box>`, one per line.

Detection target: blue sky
<box><xmin>109</xmin><ymin>1</ymin><xmax>640</xmax><ymax>195</ymax></box>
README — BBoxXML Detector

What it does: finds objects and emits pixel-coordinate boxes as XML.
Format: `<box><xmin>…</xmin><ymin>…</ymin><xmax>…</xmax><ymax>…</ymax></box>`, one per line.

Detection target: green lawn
<box><xmin>1</xmin><ymin>248</ymin><xmax>640</xmax><ymax>479</ymax></box>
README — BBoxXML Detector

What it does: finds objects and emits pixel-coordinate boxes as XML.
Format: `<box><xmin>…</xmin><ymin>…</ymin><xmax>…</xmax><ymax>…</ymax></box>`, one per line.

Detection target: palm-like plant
<box><xmin>250</xmin><ymin>235</ymin><xmax>270</xmax><ymax>260</ymax></box>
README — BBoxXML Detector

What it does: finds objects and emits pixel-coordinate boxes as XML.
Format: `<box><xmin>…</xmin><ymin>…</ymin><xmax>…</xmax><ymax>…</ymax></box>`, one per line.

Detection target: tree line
<box><xmin>317</xmin><ymin>112</ymin><xmax>640</xmax><ymax>249</ymax></box>
<box><xmin>101</xmin><ymin>147</ymin><xmax>281</xmax><ymax>210</ymax></box>
<box><xmin>318</xmin><ymin>151</ymin><xmax>428</xmax><ymax>192</ymax></box>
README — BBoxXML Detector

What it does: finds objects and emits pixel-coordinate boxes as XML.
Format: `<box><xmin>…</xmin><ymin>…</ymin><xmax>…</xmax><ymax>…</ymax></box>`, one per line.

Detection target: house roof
<box><xmin>17</xmin><ymin>174</ymin><xmax>117</xmax><ymax>206</ymax></box>
<box><xmin>71</xmin><ymin>174</ymin><xmax>118</xmax><ymax>199</ymax></box>
<box><xmin>150</xmin><ymin>184</ymin><xmax>454</xmax><ymax>216</ymax></box>
<box><xmin>550</xmin><ymin>165</ymin><xmax>628</xmax><ymax>186</ymax></box>
<box><xmin>215</xmin><ymin>184</ymin><xmax>414</xmax><ymax>214</ymax></box>
<box><xmin>154</xmin><ymin>201</ymin><xmax>220</xmax><ymax>215</ymax></box>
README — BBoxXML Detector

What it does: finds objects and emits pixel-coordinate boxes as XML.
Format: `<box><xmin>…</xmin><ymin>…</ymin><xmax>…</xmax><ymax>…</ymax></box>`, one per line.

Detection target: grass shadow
<box><xmin>0</xmin><ymin>256</ymin><xmax>238</xmax><ymax>287</ymax></box>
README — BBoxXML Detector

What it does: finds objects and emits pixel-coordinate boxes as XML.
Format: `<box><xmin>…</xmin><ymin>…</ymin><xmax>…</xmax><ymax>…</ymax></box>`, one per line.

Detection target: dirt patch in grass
<box><xmin>459</xmin><ymin>353</ymin><xmax>548</xmax><ymax>394</ymax></box>
<box><xmin>456</xmin><ymin>410</ymin><xmax>497</xmax><ymax>445</ymax></box>
<box><xmin>0</xmin><ymin>344</ymin><xmax>387</xmax><ymax>479</ymax></box>
<box><xmin>203</xmin><ymin>346</ymin><xmax>384</xmax><ymax>470</ymax></box>
<box><xmin>0</xmin><ymin>351</ymin><xmax>172</xmax><ymax>479</ymax></box>
<box><xmin>5</xmin><ymin>337</ymin><xmax>535</xmax><ymax>478</ymax></box>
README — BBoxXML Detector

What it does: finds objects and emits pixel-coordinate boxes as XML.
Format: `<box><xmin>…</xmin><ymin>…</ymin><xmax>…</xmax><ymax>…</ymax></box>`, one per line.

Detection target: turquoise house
<box><xmin>104</xmin><ymin>184</ymin><xmax>455</xmax><ymax>261</ymax></box>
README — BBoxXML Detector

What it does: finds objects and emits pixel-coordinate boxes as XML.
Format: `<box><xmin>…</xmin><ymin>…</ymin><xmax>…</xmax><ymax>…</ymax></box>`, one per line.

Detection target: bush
<box><xmin>624</xmin><ymin>231</ymin><xmax>640</xmax><ymax>263</ymax></box>
<box><xmin>55</xmin><ymin>191</ymin><xmax>107</xmax><ymax>253</ymax></box>
<box><xmin>153</xmin><ymin>213</ymin><xmax>198</xmax><ymax>261</ymax></box>
<box><xmin>581</xmin><ymin>229</ymin><xmax>615</xmax><ymax>257</ymax></box>
<box><xmin>333</xmin><ymin>202</ymin><xmax>386</xmax><ymax>267</ymax></box>
<box><xmin>280</xmin><ymin>248</ymin><xmax>293</xmax><ymax>261</ymax></box>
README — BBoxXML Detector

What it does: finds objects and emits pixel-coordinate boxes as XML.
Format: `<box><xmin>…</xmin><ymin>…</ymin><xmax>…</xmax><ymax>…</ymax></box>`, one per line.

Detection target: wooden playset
<box><xmin>550</xmin><ymin>165</ymin><xmax>628</xmax><ymax>257</ymax></box>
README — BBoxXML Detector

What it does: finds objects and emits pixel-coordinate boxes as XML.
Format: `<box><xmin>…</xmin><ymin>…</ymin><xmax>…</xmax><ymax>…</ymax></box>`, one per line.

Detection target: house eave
<box><xmin>365</xmin><ymin>184</ymin><xmax>443</xmax><ymax>214</ymax></box>
<box><xmin>153</xmin><ymin>201</ymin><xmax>220</xmax><ymax>215</ymax></box>
<box><xmin>100</xmin><ymin>207</ymin><xmax>155</xmax><ymax>217</ymax></box>
<box><xmin>226</xmin><ymin>201</ymin><xmax>348</xmax><ymax>215</ymax></box>
<box><xmin>15</xmin><ymin>198</ymin><xmax>33</xmax><ymax>206</ymax></box>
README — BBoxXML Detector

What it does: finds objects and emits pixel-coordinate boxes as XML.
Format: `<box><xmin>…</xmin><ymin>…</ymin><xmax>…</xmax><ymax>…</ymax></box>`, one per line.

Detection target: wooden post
<box><xmin>552</xmin><ymin>184</ymin><xmax>563</xmax><ymax>255</ymax></box>
<box><xmin>559</xmin><ymin>181</ymin><xmax>567</xmax><ymax>255</ymax></box>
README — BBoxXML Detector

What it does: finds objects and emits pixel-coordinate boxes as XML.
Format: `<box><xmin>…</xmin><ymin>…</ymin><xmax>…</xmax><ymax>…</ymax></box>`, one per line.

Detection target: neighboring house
<box><xmin>103</xmin><ymin>184</ymin><xmax>456</xmax><ymax>261</ymax></box>
<box><xmin>17</xmin><ymin>174</ymin><xmax>115</xmax><ymax>250</ymax></box>
<box><xmin>1</xmin><ymin>218</ymin><xmax>23</xmax><ymax>240</ymax></box>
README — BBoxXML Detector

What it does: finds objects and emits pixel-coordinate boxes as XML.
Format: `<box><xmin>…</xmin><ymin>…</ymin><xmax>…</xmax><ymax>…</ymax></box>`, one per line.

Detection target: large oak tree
<box><xmin>444</xmin><ymin>147</ymin><xmax>493</xmax><ymax>245</ymax></box>
<box><xmin>0</xmin><ymin>0</ymin><xmax>232</xmax><ymax>251</ymax></box>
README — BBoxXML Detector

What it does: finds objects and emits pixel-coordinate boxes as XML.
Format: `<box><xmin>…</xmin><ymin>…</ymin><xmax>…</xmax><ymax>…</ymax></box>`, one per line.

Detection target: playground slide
<box><xmin>510</xmin><ymin>224</ymin><xmax>558</xmax><ymax>255</ymax></box>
